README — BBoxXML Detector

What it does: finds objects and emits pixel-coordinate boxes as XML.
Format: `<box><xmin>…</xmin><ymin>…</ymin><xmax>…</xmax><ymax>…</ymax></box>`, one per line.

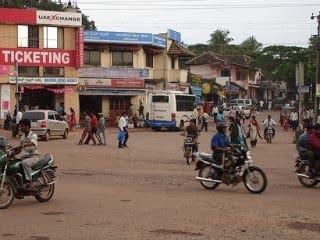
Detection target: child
<box><xmin>283</xmin><ymin>116</ymin><xmax>289</xmax><ymax>131</ymax></box>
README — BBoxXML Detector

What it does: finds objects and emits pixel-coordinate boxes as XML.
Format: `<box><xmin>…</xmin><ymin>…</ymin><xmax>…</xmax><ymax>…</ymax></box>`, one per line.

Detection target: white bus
<box><xmin>146</xmin><ymin>91</ymin><xmax>197</xmax><ymax>130</ymax></box>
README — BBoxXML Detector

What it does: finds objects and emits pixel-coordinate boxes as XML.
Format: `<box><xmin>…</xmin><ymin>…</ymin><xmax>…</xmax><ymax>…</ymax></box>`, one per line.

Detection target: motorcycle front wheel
<box><xmin>185</xmin><ymin>147</ymin><xmax>192</xmax><ymax>165</ymax></box>
<box><xmin>0</xmin><ymin>182</ymin><xmax>15</xmax><ymax>209</ymax></box>
<box><xmin>34</xmin><ymin>184</ymin><xmax>55</xmax><ymax>202</ymax></box>
<box><xmin>198</xmin><ymin>165</ymin><xmax>220</xmax><ymax>190</ymax></box>
<box><xmin>297</xmin><ymin>163</ymin><xmax>318</xmax><ymax>188</ymax></box>
<box><xmin>243</xmin><ymin>166</ymin><xmax>267</xmax><ymax>194</ymax></box>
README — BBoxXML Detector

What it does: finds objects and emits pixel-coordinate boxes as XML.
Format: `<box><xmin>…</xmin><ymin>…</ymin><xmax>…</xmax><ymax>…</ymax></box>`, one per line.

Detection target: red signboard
<box><xmin>111</xmin><ymin>79</ymin><xmax>145</xmax><ymax>88</ymax></box>
<box><xmin>0</xmin><ymin>8</ymin><xmax>36</xmax><ymax>25</ymax></box>
<box><xmin>75</xmin><ymin>27</ymin><xmax>84</xmax><ymax>69</ymax></box>
<box><xmin>0</xmin><ymin>48</ymin><xmax>76</xmax><ymax>67</ymax></box>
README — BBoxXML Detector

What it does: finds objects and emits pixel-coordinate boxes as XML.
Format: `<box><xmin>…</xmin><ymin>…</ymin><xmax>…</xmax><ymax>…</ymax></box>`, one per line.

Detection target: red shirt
<box><xmin>91</xmin><ymin>115</ymin><xmax>98</xmax><ymax>128</ymax></box>
<box><xmin>309</xmin><ymin>133</ymin><xmax>320</xmax><ymax>152</ymax></box>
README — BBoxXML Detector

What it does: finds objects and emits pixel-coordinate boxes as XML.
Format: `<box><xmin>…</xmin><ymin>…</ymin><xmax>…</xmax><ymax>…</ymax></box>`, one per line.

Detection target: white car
<box><xmin>21</xmin><ymin>110</ymin><xmax>69</xmax><ymax>141</ymax></box>
<box><xmin>223</xmin><ymin>106</ymin><xmax>251</xmax><ymax>119</ymax></box>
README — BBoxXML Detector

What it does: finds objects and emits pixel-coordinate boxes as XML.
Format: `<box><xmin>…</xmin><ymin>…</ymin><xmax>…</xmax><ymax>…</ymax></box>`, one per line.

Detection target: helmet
<box><xmin>0</xmin><ymin>136</ymin><xmax>9</xmax><ymax>149</ymax></box>
<box><xmin>216</xmin><ymin>122</ymin><xmax>227</xmax><ymax>131</ymax></box>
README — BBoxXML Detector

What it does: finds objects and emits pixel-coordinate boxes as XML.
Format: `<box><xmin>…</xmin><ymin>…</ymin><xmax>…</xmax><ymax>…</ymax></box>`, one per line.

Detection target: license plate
<box><xmin>31</xmin><ymin>122</ymin><xmax>37</xmax><ymax>128</ymax></box>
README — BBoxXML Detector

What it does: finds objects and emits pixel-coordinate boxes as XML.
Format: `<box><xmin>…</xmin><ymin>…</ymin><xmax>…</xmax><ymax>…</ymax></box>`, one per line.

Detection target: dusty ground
<box><xmin>0</xmin><ymin>110</ymin><xmax>319</xmax><ymax>240</ymax></box>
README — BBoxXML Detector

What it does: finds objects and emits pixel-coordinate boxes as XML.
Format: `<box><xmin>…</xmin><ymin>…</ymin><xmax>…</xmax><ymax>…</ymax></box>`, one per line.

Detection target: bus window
<box><xmin>176</xmin><ymin>95</ymin><xmax>196</xmax><ymax>111</ymax></box>
<box><xmin>152</xmin><ymin>95</ymin><xmax>169</xmax><ymax>103</ymax></box>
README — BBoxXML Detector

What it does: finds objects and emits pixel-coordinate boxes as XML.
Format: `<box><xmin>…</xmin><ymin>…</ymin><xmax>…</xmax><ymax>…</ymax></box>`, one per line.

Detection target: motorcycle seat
<box><xmin>199</xmin><ymin>152</ymin><xmax>213</xmax><ymax>161</ymax></box>
<box><xmin>32</xmin><ymin>155</ymin><xmax>52</xmax><ymax>170</ymax></box>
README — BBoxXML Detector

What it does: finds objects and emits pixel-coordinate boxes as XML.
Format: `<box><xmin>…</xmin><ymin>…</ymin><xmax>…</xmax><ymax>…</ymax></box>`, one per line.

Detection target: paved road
<box><xmin>0</xmin><ymin>110</ymin><xmax>319</xmax><ymax>240</ymax></box>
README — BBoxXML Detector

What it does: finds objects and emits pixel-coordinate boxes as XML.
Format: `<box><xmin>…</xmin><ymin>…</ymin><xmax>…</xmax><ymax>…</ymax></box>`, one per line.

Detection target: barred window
<box><xmin>112</xmin><ymin>51</ymin><xmax>133</xmax><ymax>67</ymax></box>
<box><xmin>146</xmin><ymin>53</ymin><xmax>153</xmax><ymax>68</ymax></box>
<box><xmin>84</xmin><ymin>50</ymin><xmax>101</xmax><ymax>65</ymax></box>
<box><xmin>18</xmin><ymin>67</ymin><xmax>39</xmax><ymax>77</ymax></box>
<box><xmin>18</xmin><ymin>25</ymin><xmax>39</xmax><ymax>48</ymax></box>
<box><xmin>176</xmin><ymin>95</ymin><xmax>196</xmax><ymax>111</ymax></box>
<box><xmin>43</xmin><ymin>26</ymin><xmax>64</xmax><ymax>49</ymax></box>
<box><xmin>43</xmin><ymin>67</ymin><xmax>64</xmax><ymax>77</ymax></box>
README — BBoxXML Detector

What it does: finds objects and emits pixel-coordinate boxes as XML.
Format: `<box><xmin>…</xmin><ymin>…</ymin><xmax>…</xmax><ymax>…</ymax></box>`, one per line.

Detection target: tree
<box><xmin>208</xmin><ymin>29</ymin><xmax>234</xmax><ymax>55</ymax></box>
<box><xmin>240</xmin><ymin>36</ymin><xmax>263</xmax><ymax>56</ymax></box>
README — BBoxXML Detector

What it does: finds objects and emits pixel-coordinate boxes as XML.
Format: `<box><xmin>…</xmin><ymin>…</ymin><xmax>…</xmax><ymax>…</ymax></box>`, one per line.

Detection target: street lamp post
<box><xmin>311</xmin><ymin>11</ymin><xmax>320</xmax><ymax>124</ymax></box>
<box><xmin>14</xmin><ymin>60</ymin><xmax>19</xmax><ymax>114</ymax></box>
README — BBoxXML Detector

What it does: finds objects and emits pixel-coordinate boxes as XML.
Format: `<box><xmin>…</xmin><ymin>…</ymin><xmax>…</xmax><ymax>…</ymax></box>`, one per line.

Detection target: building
<box><xmin>187</xmin><ymin>52</ymin><xmax>261</xmax><ymax>102</ymax></box>
<box><xmin>0</xmin><ymin>7</ymin><xmax>83</xmax><ymax>121</ymax></box>
<box><xmin>80</xmin><ymin>29</ymin><xmax>195</xmax><ymax>125</ymax></box>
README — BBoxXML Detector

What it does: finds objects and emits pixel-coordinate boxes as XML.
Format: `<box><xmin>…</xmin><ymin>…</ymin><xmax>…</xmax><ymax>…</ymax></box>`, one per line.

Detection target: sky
<box><xmin>74</xmin><ymin>0</ymin><xmax>320</xmax><ymax>47</ymax></box>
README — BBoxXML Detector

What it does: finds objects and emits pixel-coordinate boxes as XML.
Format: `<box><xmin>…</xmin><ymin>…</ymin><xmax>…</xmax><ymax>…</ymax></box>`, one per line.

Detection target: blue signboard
<box><xmin>167</xmin><ymin>29</ymin><xmax>181</xmax><ymax>42</ymax></box>
<box><xmin>84</xmin><ymin>30</ymin><xmax>167</xmax><ymax>48</ymax></box>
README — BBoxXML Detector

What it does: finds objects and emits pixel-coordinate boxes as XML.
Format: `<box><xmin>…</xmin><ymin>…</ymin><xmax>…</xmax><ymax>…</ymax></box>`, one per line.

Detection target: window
<box><xmin>176</xmin><ymin>95</ymin><xmax>196</xmax><ymax>111</ymax></box>
<box><xmin>152</xmin><ymin>95</ymin><xmax>169</xmax><ymax>103</ymax></box>
<box><xmin>43</xmin><ymin>26</ymin><xmax>64</xmax><ymax>48</ymax></box>
<box><xmin>220</xmin><ymin>68</ymin><xmax>230</xmax><ymax>77</ymax></box>
<box><xmin>110</xmin><ymin>97</ymin><xmax>131</xmax><ymax>111</ymax></box>
<box><xmin>236</xmin><ymin>69</ymin><xmax>246</xmax><ymax>80</ymax></box>
<box><xmin>84</xmin><ymin>50</ymin><xmax>101</xmax><ymax>65</ymax></box>
<box><xmin>18</xmin><ymin>67</ymin><xmax>39</xmax><ymax>77</ymax></box>
<box><xmin>146</xmin><ymin>53</ymin><xmax>153</xmax><ymax>68</ymax></box>
<box><xmin>171</xmin><ymin>57</ymin><xmax>176</xmax><ymax>69</ymax></box>
<box><xmin>48</xmin><ymin>112</ymin><xmax>54</xmax><ymax>120</ymax></box>
<box><xmin>43</xmin><ymin>67</ymin><xmax>64</xmax><ymax>77</ymax></box>
<box><xmin>18</xmin><ymin>25</ymin><xmax>39</xmax><ymax>48</ymax></box>
<box><xmin>112</xmin><ymin>51</ymin><xmax>133</xmax><ymax>67</ymax></box>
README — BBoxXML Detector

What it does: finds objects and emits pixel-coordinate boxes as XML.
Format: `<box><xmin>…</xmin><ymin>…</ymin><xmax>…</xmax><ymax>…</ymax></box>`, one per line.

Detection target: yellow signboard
<box><xmin>202</xmin><ymin>83</ymin><xmax>211</xmax><ymax>94</ymax></box>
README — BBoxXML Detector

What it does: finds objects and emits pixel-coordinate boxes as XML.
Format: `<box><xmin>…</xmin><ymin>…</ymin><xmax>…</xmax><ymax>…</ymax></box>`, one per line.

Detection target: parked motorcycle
<box><xmin>194</xmin><ymin>145</ymin><xmax>267</xmax><ymax>194</ymax></box>
<box><xmin>295</xmin><ymin>156</ymin><xmax>319</xmax><ymax>187</ymax></box>
<box><xmin>0</xmin><ymin>138</ymin><xmax>58</xmax><ymax>209</ymax></box>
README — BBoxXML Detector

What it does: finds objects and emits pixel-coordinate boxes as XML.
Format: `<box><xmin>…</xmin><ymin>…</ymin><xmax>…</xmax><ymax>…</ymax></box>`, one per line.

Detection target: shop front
<box><xmin>78</xmin><ymin>77</ymin><xmax>146</xmax><ymax>126</ymax></box>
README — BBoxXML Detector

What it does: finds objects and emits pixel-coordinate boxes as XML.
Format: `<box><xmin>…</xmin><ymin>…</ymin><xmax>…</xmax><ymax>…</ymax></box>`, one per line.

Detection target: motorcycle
<box><xmin>295</xmin><ymin>155</ymin><xmax>320</xmax><ymax>188</ymax></box>
<box><xmin>0</xmin><ymin>141</ymin><xmax>58</xmax><ymax>209</ymax></box>
<box><xmin>182</xmin><ymin>136</ymin><xmax>196</xmax><ymax>165</ymax></box>
<box><xmin>264</xmin><ymin>127</ymin><xmax>273</xmax><ymax>144</ymax></box>
<box><xmin>194</xmin><ymin>145</ymin><xmax>267</xmax><ymax>194</ymax></box>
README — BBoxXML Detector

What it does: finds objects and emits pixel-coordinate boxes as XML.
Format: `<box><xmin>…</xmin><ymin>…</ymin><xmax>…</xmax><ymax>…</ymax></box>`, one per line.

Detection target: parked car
<box><xmin>21</xmin><ymin>110</ymin><xmax>69</xmax><ymax>141</ymax></box>
<box><xmin>223</xmin><ymin>106</ymin><xmax>251</xmax><ymax>119</ymax></box>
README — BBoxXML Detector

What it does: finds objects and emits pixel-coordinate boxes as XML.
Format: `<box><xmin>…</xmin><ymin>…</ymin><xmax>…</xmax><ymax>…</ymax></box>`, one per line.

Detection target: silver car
<box><xmin>21</xmin><ymin>110</ymin><xmax>69</xmax><ymax>141</ymax></box>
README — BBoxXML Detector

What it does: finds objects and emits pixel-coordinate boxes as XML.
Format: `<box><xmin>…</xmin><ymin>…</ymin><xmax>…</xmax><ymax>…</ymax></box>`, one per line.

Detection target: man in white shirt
<box><xmin>118</xmin><ymin>112</ymin><xmax>128</xmax><ymax>148</ymax></box>
<box><xmin>290</xmin><ymin>110</ymin><xmax>299</xmax><ymax>131</ymax></box>
<box><xmin>262</xmin><ymin>114</ymin><xmax>277</xmax><ymax>138</ymax></box>
<box><xmin>13</xmin><ymin>107</ymin><xmax>23</xmax><ymax>137</ymax></box>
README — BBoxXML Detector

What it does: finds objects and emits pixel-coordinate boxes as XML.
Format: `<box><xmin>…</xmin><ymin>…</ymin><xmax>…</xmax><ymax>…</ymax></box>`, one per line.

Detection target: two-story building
<box><xmin>187</xmin><ymin>52</ymin><xmax>261</xmax><ymax>103</ymax></box>
<box><xmin>80</xmin><ymin>29</ymin><xmax>195</xmax><ymax>125</ymax></box>
<box><xmin>0</xmin><ymin>7</ymin><xmax>83</xmax><ymax>121</ymax></box>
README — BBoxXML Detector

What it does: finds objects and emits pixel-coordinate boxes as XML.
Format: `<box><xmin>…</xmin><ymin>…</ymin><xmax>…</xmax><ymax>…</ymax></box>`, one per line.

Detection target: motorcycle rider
<box><xmin>262</xmin><ymin>114</ymin><xmax>276</xmax><ymax>138</ymax></box>
<box><xmin>296</xmin><ymin>123</ymin><xmax>314</xmax><ymax>174</ymax></box>
<box><xmin>182</xmin><ymin>119</ymin><xmax>199</xmax><ymax>160</ymax></box>
<box><xmin>11</xmin><ymin>118</ymin><xmax>39</xmax><ymax>189</ymax></box>
<box><xmin>309</xmin><ymin>124</ymin><xmax>320</xmax><ymax>176</ymax></box>
<box><xmin>211</xmin><ymin>122</ymin><xmax>231</xmax><ymax>180</ymax></box>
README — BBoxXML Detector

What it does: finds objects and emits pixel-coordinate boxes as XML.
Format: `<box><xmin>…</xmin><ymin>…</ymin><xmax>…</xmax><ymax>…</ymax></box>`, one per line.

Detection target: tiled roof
<box><xmin>167</xmin><ymin>41</ymin><xmax>196</xmax><ymax>57</ymax></box>
<box><xmin>186</xmin><ymin>51</ymin><xmax>250</xmax><ymax>67</ymax></box>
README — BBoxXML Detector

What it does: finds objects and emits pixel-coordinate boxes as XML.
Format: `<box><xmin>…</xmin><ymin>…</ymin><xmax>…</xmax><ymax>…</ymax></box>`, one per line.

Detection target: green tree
<box><xmin>208</xmin><ymin>29</ymin><xmax>234</xmax><ymax>55</ymax></box>
<box><xmin>240</xmin><ymin>36</ymin><xmax>263</xmax><ymax>56</ymax></box>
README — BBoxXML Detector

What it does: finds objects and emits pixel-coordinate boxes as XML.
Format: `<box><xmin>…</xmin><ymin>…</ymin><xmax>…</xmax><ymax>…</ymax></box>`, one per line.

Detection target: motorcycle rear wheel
<box><xmin>198</xmin><ymin>165</ymin><xmax>220</xmax><ymax>190</ymax></box>
<box><xmin>297</xmin><ymin>163</ymin><xmax>318</xmax><ymax>188</ymax></box>
<box><xmin>243</xmin><ymin>166</ymin><xmax>267</xmax><ymax>194</ymax></box>
<box><xmin>0</xmin><ymin>182</ymin><xmax>15</xmax><ymax>209</ymax></box>
<box><xmin>34</xmin><ymin>184</ymin><xmax>55</xmax><ymax>202</ymax></box>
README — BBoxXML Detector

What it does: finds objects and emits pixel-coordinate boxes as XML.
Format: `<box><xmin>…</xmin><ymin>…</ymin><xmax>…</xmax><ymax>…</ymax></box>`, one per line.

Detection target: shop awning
<box><xmin>79</xmin><ymin>88</ymin><xmax>146</xmax><ymax>96</ymax></box>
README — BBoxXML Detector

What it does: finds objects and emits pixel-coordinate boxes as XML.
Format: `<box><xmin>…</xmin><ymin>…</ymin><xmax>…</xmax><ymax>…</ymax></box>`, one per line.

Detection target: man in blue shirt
<box><xmin>211</xmin><ymin>122</ymin><xmax>231</xmax><ymax>180</ymax></box>
<box><xmin>296</xmin><ymin>123</ymin><xmax>314</xmax><ymax>173</ymax></box>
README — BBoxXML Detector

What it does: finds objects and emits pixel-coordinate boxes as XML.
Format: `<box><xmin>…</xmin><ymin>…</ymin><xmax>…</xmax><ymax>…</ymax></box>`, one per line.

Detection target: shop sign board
<box><xmin>9</xmin><ymin>77</ymin><xmax>78</xmax><ymax>85</ymax></box>
<box><xmin>0</xmin><ymin>48</ymin><xmax>75</xmax><ymax>67</ymax></box>
<box><xmin>81</xmin><ymin>78</ymin><xmax>144</xmax><ymax>88</ymax></box>
<box><xmin>36</xmin><ymin>10</ymin><xmax>82</xmax><ymax>27</ymax></box>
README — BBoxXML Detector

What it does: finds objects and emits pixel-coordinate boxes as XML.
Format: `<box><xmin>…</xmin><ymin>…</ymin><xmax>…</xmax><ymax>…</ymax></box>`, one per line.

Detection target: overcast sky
<box><xmin>75</xmin><ymin>0</ymin><xmax>320</xmax><ymax>47</ymax></box>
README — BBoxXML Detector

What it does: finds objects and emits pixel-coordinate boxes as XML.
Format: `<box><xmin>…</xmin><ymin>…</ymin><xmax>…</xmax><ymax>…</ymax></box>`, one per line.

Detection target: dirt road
<box><xmin>0</xmin><ymin>110</ymin><xmax>319</xmax><ymax>240</ymax></box>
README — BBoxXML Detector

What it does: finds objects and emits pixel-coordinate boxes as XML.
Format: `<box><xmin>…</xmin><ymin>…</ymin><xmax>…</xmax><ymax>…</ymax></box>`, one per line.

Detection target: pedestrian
<box><xmin>201</xmin><ymin>112</ymin><xmax>209</xmax><ymax>131</ymax></box>
<box><xmin>85</xmin><ymin>111</ymin><xmax>99</xmax><ymax>145</ymax></box>
<box><xmin>97</xmin><ymin>113</ymin><xmax>106</xmax><ymax>145</ymax></box>
<box><xmin>68</xmin><ymin>107</ymin><xmax>76</xmax><ymax>131</ymax></box>
<box><xmin>211</xmin><ymin>104</ymin><xmax>219</xmax><ymax>123</ymax></box>
<box><xmin>118</xmin><ymin>112</ymin><xmax>127</xmax><ymax>148</ymax></box>
<box><xmin>138</xmin><ymin>101</ymin><xmax>144</xmax><ymax>119</ymax></box>
<box><xmin>248</xmin><ymin>115</ymin><xmax>261</xmax><ymax>147</ymax></box>
<box><xmin>290</xmin><ymin>110</ymin><xmax>299</xmax><ymax>132</ymax></box>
